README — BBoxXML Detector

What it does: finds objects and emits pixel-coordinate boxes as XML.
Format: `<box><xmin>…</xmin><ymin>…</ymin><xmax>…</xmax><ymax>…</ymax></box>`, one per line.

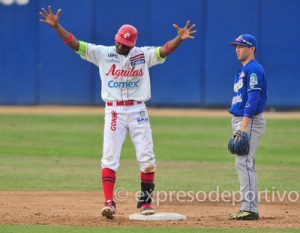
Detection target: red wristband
<box><xmin>165</xmin><ymin>41</ymin><xmax>172</xmax><ymax>53</ymax></box>
<box><xmin>64</xmin><ymin>33</ymin><xmax>73</xmax><ymax>44</ymax></box>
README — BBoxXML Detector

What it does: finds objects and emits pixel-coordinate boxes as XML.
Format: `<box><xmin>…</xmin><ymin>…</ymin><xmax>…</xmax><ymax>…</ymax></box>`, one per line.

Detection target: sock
<box><xmin>137</xmin><ymin>172</ymin><xmax>155</xmax><ymax>208</ymax></box>
<box><xmin>102</xmin><ymin>168</ymin><xmax>116</xmax><ymax>202</ymax></box>
<box><xmin>140</xmin><ymin>172</ymin><xmax>155</xmax><ymax>184</ymax></box>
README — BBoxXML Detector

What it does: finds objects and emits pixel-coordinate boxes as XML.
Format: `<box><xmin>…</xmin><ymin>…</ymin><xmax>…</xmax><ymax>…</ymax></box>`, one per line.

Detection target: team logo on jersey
<box><xmin>106</xmin><ymin>58</ymin><xmax>120</xmax><ymax>64</ymax></box>
<box><xmin>106</xmin><ymin>64</ymin><xmax>143</xmax><ymax>79</ymax></box>
<box><xmin>239</xmin><ymin>71</ymin><xmax>245</xmax><ymax>78</ymax></box>
<box><xmin>130</xmin><ymin>53</ymin><xmax>145</xmax><ymax>66</ymax></box>
<box><xmin>231</xmin><ymin>94</ymin><xmax>242</xmax><ymax>105</ymax></box>
<box><xmin>234</xmin><ymin>79</ymin><xmax>243</xmax><ymax>92</ymax></box>
<box><xmin>108</xmin><ymin>80</ymin><xmax>140</xmax><ymax>88</ymax></box>
<box><xmin>106</xmin><ymin>53</ymin><xmax>120</xmax><ymax>63</ymax></box>
<box><xmin>108</xmin><ymin>53</ymin><xmax>118</xmax><ymax>58</ymax></box>
<box><xmin>250</xmin><ymin>73</ymin><xmax>258</xmax><ymax>87</ymax></box>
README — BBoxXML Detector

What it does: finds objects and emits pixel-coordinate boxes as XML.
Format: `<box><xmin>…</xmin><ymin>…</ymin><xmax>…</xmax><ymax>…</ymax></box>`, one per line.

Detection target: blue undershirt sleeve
<box><xmin>244</xmin><ymin>90</ymin><xmax>260</xmax><ymax>118</ymax></box>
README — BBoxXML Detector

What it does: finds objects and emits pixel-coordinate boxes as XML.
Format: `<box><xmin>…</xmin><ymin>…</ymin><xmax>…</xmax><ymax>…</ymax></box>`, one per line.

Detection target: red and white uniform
<box><xmin>78</xmin><ymin>43</ymin><xmax>166</xmax><ymax>172</ymax></box>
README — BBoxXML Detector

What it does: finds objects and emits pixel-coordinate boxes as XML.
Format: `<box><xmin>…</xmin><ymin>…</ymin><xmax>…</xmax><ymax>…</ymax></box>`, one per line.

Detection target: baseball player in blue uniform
<box><xmin>39</xmin><ymin>6</ymin><xmax>196</xmax><ymax>220</ymax></box>
<box><xmin>228</xmin><ymin>34</ymin><xmax>268</xmax><ymax>220</ymax></box>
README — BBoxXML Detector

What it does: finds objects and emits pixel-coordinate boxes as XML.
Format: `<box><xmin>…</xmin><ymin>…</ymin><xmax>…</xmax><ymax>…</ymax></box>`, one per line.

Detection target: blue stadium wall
<box><xmin>0</xmin><ymin>0</ymin><xmax>299</xmax><ymax>107</ymax></box>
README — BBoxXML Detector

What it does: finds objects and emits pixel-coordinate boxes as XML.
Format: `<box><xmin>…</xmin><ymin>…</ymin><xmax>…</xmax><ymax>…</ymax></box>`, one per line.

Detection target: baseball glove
<box><xmin>228</xmin><ymin>130</ymin><xmax>250</xmax><ymax>156</ymax></box>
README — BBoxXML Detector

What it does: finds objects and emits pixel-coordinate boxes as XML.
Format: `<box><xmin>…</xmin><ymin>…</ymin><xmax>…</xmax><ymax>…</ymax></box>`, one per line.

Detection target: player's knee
<box><xmin>140</xmin><ymin>163</ymin><xmax>156</xmax><ymax>173</ymax></box>
<box><xmin>144</xmin><ymin>165</ymin><xmax>156</xmax><ymax>173</ymax></box>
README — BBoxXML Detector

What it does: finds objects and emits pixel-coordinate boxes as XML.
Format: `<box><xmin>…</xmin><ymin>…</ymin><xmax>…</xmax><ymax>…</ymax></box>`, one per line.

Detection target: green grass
<box><xmin>1</xmin><ymin>155</ymin><xmax>298</xmax><ymax>192</ymax></box>
<box><xmin>0</xmin><ymin>225</ymin><xmax>299</xmax><ymax>233</ymax></box>
<box><xmin>1</xmin><ymin>115</ymin><xmax>299</xmax><ymax>165</ymax></box>
<box><xmin>0</xmin><ymin>114</ymin><xmax>299</xmax><ymax>192</ymax></box>
<box><xmin>0</xmin><ymin>115</ymin><xmax>102</xmax><ymax>158</ymax></box>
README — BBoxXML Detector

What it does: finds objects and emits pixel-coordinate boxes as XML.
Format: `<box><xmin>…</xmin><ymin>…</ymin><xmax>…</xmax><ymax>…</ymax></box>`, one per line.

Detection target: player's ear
<box><xmin>250</xmin><ymin>46</ymin><xmax>256</xmax><ymax>54</ymax></box>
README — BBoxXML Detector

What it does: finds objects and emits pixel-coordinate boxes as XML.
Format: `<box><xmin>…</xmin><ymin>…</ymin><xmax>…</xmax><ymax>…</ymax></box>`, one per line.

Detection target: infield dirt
<box><xmin>0</xmin><ymin>191</ymin><xmax>299</xmax><ymax>228</ymax></box>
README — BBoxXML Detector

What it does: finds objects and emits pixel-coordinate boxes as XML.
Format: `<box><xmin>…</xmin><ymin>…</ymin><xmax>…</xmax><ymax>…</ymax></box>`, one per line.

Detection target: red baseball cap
<box><xmin>115</xmin><ymin>24</ymin><xmax>138</xmax><ymax>47</ymax></box>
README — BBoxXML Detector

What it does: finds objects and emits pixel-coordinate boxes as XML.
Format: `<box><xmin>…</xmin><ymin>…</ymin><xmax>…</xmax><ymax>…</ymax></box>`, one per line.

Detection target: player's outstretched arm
<box><xmin>159</xmin><ymin>20</ymin><xmax>197</xmax><ymax>58</ymax></box>
<box><xmin>39</xmin><ymin>5</ymin><xmax>79</xmax><ymax>51</ymax></box>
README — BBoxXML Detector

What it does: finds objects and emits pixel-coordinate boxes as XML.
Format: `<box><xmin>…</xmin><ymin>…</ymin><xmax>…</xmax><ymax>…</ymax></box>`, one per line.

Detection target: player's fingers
<box><xmin>172</xmin><ymin>24</ymin><xmax>180</xmax><ymax>30</ymax></box>
<box><xmin>188</xmin><ymin>24</ymin><xmax>196</xmax><ymax>30</ymax></box>
<box><xmin>189</xmin><ymin>30</ymin><xmax>197</xmax><ymax>34</ymax></box>
<box><xmin>184</xmin><ymin>20</ymin><xmax>190</xmax><ymax>28</ymax></box>
<box><xmin>57</xmin><ymin>9</ymin><xmax>62</xmax><ymax>16</ymax></box>
<box><xmin>48</xmin><ymin>5</ymin><xmax>53</xmax><ymax>14</ymax></box>
<box><xmin>234</xmin><ymin>136</ymin><xmax>240</xmax><ymax>144</ymax></box>
<box><xmin>39</xmin><ymin>12</ymin><xmax>47</xmax><ymax>19</ymax></box>
<box><xmin>188</xmin><ymin>35</ymin><xmax>196</xmax><ymax>39</ymax></box>
<box><xmin>41</xmin><ymin>8</ymin><xmax>48</xmax><ymax>16</ymax></box>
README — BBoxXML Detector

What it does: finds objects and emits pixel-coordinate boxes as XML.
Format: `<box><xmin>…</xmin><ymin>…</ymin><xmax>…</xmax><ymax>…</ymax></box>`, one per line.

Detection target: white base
<box><xmin>129</xmin><ymin>212</ymin><xmax>186</xmax><ymax>221</ymax></box>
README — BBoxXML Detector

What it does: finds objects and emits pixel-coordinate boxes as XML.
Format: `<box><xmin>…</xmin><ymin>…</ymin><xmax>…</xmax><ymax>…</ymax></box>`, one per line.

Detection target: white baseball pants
<box><xmin>101</xmin><ymin>103</ymin><xmax>156</xmax><ymax>173</ymax></box>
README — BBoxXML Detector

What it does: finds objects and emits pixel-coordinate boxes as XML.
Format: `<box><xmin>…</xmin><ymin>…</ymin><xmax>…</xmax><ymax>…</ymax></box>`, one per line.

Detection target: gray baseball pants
<box><xmin>231</xmin><ymin>113</ymin><xmax>266</xmax><ymax>213</ymax></box>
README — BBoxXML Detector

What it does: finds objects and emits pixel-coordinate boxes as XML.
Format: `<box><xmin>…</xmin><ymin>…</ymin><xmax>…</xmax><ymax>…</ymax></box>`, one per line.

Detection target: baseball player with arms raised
<box><xmin>227</xmin><ymin>34</ymin><xmax>268</xmax><ymax>220</ymax></box>
<box><xmin>39</xmin><ymin>6</ymin><xmax>196</xmax><ymax>220</ymax></box>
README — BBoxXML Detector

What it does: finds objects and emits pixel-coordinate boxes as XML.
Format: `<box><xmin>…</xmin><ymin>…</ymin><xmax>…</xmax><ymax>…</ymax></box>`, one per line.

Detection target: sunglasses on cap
<box><xmin>234</xmin><ymin>38</ymin><xmax>253</xmax><ymax>46</ymax></box>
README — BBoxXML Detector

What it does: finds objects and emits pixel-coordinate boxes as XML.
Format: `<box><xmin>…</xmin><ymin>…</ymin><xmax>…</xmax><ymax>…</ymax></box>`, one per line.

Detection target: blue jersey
<box><xmin>228</xmin><ymin>59</ymin><xmax>267</xmax><ymax>117</ymax></box>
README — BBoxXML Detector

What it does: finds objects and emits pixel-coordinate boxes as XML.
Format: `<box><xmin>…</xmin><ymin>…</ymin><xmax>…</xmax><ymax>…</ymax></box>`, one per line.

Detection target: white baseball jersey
<box><xmin>77</xmin><ymin>42</ymin><xmax>166</xmax><ymax>102</ymax></box>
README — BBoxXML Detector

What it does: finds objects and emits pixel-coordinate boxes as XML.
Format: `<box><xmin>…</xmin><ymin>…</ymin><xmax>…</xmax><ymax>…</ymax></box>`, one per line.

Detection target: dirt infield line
<box><xmin>1</xmin><ymin>106</ymin><xmax>300</xmax><ymax>119</ymax></box>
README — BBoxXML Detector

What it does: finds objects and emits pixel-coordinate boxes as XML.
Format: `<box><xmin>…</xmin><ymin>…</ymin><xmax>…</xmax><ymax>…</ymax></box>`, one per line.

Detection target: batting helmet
<box><xmin>115</xmin><ymin>24</ymin><xmax>138</xmax><ymax>47</ymax></box>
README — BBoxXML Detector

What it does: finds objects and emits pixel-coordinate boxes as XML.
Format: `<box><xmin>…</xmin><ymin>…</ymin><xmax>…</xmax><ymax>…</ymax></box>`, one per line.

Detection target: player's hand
<box><xmin>173</xmin><ymin>20</ymin><xmax>197</xmax><ymax>40</ymax></box>
<box><xmin>39</xmin><ymin>5</ymin><xmax>61</xmax><ymax>28</ymax></box>
<box><xmin>233</xmin><ymin>129</ymin><xmax>245</xmax><ymax>144</ymax></box>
